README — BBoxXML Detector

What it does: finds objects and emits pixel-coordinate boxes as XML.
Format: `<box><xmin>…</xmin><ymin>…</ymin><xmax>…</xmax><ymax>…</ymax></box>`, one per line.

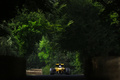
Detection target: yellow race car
<box><xmin>50</xmin><ymin>63</ymin><xmax>70</xmax><ymax>75</ymax></box>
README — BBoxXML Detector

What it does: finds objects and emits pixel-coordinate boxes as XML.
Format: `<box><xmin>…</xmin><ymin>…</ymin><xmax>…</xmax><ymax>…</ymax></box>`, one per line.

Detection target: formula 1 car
<box><xmin>50</xmin><ymin>63</ymin><xmax>70</xmax><ymax>75</ymax></box>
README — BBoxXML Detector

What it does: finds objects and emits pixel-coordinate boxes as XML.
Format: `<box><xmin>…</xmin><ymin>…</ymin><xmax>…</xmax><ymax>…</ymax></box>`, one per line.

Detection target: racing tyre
<box><xmin>50</xmin><ymin>68</ymin><xmax>55</xmax><ymax>75</ymax></box>
<box><xmin>65</xmin><ymin>68</ymin><xmax>70</xmax><ymax>75</ymax></box>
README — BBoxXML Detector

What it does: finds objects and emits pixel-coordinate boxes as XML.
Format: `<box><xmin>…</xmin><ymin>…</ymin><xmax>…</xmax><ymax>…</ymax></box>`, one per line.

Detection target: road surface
<box><xmin>26</xmin><ymin>75</ymin><xmax>86</xmax><ymax>80</ymax></box>
<box><xmin>3</xmin><ymin>75</ymin><xmax>86</xmax><ymax>80</ymax></box>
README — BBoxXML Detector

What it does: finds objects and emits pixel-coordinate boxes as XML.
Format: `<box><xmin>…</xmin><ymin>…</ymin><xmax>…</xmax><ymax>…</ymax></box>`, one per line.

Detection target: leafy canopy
<box><xmin>8</xmin><ymin>8</ymin><xmax>68</xmax><ymax>56</ymax></box>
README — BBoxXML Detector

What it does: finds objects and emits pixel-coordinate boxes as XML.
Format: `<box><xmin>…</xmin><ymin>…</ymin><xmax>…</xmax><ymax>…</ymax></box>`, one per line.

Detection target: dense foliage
<box><xmin>59</xmin><ymin>0</ymin><xmax>119</xmax><ymax>58</ymax></box>
<box><xmin>8</xmin><ymin>8</ymin><xmax>68</xmax><ymax>57</ymax></box>
<box><xmin>1</xmin><ymin>0</ymin><xmax>120</xmax><ymax>75</ymax></box>
<box><xmin>0</xmin><ymin>23</ymin><xmax>19</xmax><ymax>56</ymax></box>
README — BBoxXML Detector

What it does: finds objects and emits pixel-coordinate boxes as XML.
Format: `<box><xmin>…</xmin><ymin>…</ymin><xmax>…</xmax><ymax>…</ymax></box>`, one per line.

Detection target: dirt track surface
<box><xmin>26</xmin><ymin>75</ymin><xmax>86</xmax><ymax>80</ymax></box>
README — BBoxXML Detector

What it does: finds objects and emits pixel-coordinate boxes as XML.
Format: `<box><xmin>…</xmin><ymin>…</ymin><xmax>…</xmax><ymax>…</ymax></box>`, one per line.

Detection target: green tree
<box><xmin>8</xmin><ymin>9</ymin><xmax>66</xmax><ymax>57</ymax></box>
<box><xmin>0</xmin><ymin>23</ymin><xmax>19</xmax><ymax>56</ymax></box>
<box><xmin>92</xmin><ymin>0</ymin><xmax>120</xmax><ymax>53</ymax></box>
<box><xmin>92</xmin><ymin>0</ymin><xmax>120</xmax><ymax>20</ymax></box>
<box><xmin>38</xmin><ymin>36</ymin><xmax>53</xmax><ymax>64</ymax></box>
<box><xmin>59</xmin><ymin>0</ymin><xmax>119</xmax><ymax>58</ymax></box>
<box><xmin>37</xmin><ymin>36</ymin><xmax>83</xmax><ymax>74</ymax></box>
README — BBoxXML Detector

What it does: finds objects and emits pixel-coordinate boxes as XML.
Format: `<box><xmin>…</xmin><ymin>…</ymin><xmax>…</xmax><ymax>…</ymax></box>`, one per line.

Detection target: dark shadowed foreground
<box><xmin>26</xmin><ymin>75</ymin><xmax>86</xmax><ymax>80</ymax></box>
<box><xmin>1</xmin><ymin>75</ymin><xmax>86</xmax><ymax>80</ymax></box>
